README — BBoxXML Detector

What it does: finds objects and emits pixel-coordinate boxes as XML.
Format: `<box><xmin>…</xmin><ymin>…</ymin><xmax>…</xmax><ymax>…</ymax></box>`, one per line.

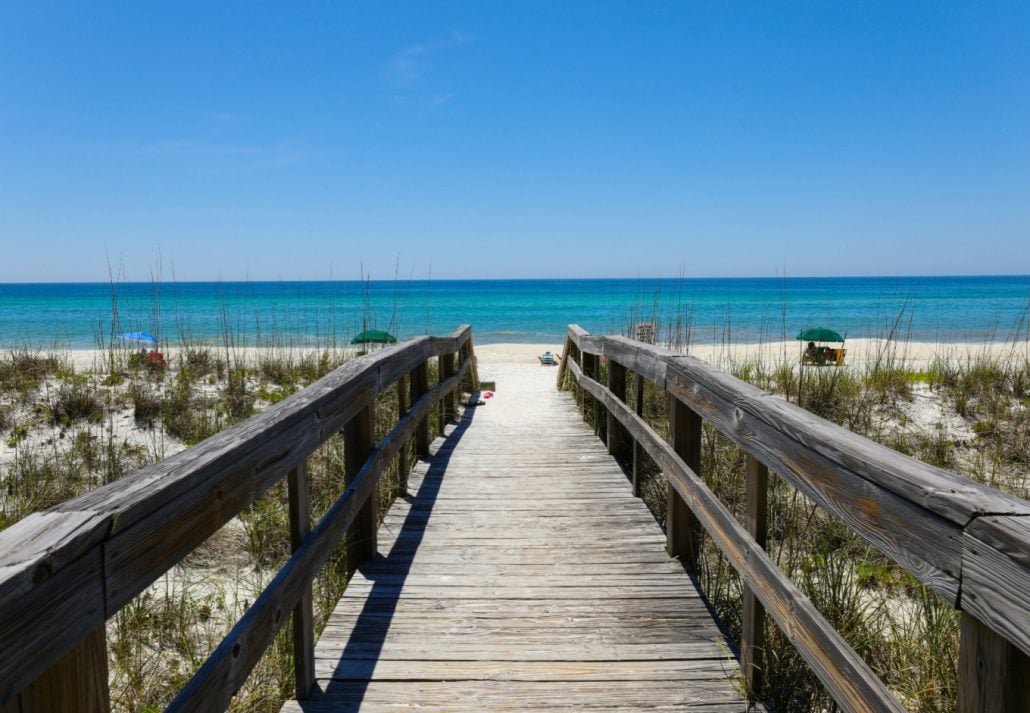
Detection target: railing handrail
<box><xmin>0</xmin><ymin>325</ymin><xmax>474</xmax><ymax>706</ymax></box>
<box><xmin>561</xmin><ymin>325</ymin><xmax>1030</xmax><ymax>711</ymax></box>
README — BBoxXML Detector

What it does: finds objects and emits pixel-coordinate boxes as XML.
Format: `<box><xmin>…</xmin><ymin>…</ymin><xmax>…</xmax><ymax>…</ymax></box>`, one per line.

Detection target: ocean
<box><xmin>0</xmin><ymin>276</ymin><xmax>1027</xmax><ymax>349</ymax></box>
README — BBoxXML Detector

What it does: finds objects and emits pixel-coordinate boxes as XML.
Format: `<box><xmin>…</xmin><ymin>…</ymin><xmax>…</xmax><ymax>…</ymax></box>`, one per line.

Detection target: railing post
<box><xmin>344</xmin><ymin>402</ymin><xmax>377</xmax><ymax>571</ymax></box>
<box><xmin>631</xmin><ymin>373</ymin><xmax>645</xmax><ymax>496</ymax></box>
<box><xmin>958</xmin><ymin>612</ymin><xmax>1030</xmax><ymax>712</ymax></box>
<box><xmin>666</xmin><ymin>394</ymin><xmax>702</xmax><ymax>570</ymax></box>
<box><xmin>741</xmin><ymin>454</ymin><xmax>768</xmax><ymax>699</ymax></box>
<box><xmin>287</xmin><ymin>461</ymin><xmax>315</xmax><ymax>700</ymax></box>
<box><xmin>15</xmin><ymin>625</ymin><xmax>110</xmax><ymax>712</ymax></box>
<box><xmin>396</xmin><ymin>374</ymin><xmax>410</xmax><ymax>496</ymax></box>
<box><xmin>412</xmin><ymin>361</ymin><xmax>430</xmax><ymax>458</ymax></box>
<box><xmin>439</xmin><ymin>351</ymin><xmax>456</xmax><ymax>433</ymax></box>
<box><xmin>582</xmin><ymin>352</ymin><xmax>602</xmax><ymax>436</ymax></box>
<box><xmin>607</xmin><ymin>361</ymin><xmax>628</xmax><ymax>462</ymax></box>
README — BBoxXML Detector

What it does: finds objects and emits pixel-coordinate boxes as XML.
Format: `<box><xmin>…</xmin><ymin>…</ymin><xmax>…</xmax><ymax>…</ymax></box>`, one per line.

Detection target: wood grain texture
<box><xmin>344</xmin><ymin>403</ymin><xmax>377</xmax><ymax>570</ymax></box>
<box><xmin>570</xmin><ymin>357</ymin><xmax>907</xmax><ymax>712</ymax></box>
<box><xmin>667</xmin><ymin>395</ymin><xmax>702</xmax><ymax>571</ymax></box>
<box><xmin>960</xmin><ymin>515</ymin><xmax>1030</xmax><ymax>658</ymax></box>
<box><xmin>741</xmin><ymin>454</ymin><xmax>769</xmax><ymax>699</ymax></box>
<box><xmin>0</xmin><ymin>329</ymin><xmax>470</xmax><ymax>706</ymax></box>
<box><xmin>958</xmin><ymin>612</ymin><xmax>1030</xmax><ymax>713</ymax></box>
<box><xmin>280</xmin><ymin>354</ymin><xmax>746</xmax><ymax>712</ymax></box>
<box><xmin>168</xmin><ymin>362</ymin><xmax>470</xmax><ymax>712</ymax></box>
<box><xmin>288</xmin><ymin>463</ymin><xmax>315</xmax><ymax>700</ymax></box>
<box><xmin>15</xmin><ymin>624</ymin><xmax>109</xmax><ymax>713</ymax></box>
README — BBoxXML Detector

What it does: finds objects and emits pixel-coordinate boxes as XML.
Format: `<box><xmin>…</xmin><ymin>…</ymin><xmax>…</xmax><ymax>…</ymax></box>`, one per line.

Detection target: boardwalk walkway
<box><xmin>282</xmin><ymin>364</ymin><xmax>746</xmax><ymax>711</ymax></box>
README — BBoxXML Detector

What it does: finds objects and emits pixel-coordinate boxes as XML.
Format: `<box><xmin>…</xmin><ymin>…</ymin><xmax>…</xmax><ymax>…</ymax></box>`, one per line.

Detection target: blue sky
<box><xmin>0</xmin><ymin>2</ymin><xmax>1028</xmax><ymax>282</ymax></box>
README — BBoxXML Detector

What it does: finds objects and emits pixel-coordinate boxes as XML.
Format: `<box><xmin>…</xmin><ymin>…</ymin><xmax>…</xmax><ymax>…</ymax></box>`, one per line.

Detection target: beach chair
<box><xmin>538</xmin><ymin>351</ymin><xmax>558</xmax><ymax>366</ymax></box>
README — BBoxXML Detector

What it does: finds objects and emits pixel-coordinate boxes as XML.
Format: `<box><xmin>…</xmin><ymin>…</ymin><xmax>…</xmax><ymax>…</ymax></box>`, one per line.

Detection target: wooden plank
<box><xmin>632</xmin><ymin>372</ymin><xmax>645</xmax><ymax>497</ymax></box>
<box><xmin>280</xmin><ymin>348</ymin><xmax>747</xmax><ymax>713</ymax></box>
<box><xmin>741</xmin><ymin>454</ymin><xmax>768</xmax><ymax>699</ymax></box>
<box><xmin>438</xmin><ymin>351</ymin><xmax>456</xmax><ymax>431</ymax></box>
<box><xmin>0</xmin><ymin>535</ymin><xmax>106</xmax><ymax>704</ymax></box>
<box><xmin>168</xmin><ymin>361</ymin><xmax>470</xmax><ymax>712</ymax></box>
<box><xmin>570</xmin><ymin>366</ymin><xmax>907</xmax><ymax>712</ymax></box>
<box><xmin>606</xmin><ymin>359</ymin><xmax>628</xmax><ymax>462</ymax></box>
<box><xmin>582</xmin><ymin>352</ymin><xmax>602</xmax><ymax>439</ymax></box>
<box><xmin>667</xmin><ymin>395</ymin><xmax>702</xmax><ymax>571</ymax></box>
<box><xmin>287</xmin><ymin>462</ymin><xmax>314</xmax><ymax>700</ymax></box>
<box><xmin>411</xmin><ymin>360</ymin><xmax>430</xmax><ymax>457</ymax></box>
<box><xmin>15</xmin><ymin>625</ymin><xmax>110</xmax><ymax>713</ymax></box>
<box><xmin>396</xmin><ymin>374</ymin><xmax>409</xmax><ymax>495</ymax></box>
<box><xmin>961</xmin><ymin>515</ymin><xmax>1030</xmax><ymax>658</ymax></box>
<box><xmin>958</xmin><ymin>612</ymin><xmax>1030</xmax><ymax>713</ymax></box>
<box><xmin>344</xmin><ymin>402</ymin><xmax>377</xmax><ymax>570</ymax></box>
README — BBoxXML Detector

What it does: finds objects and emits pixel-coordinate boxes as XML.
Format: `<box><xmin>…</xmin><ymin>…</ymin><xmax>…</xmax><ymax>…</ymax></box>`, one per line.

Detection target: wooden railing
<box><xmin>558</xmin><ymin>325</ymin><xmax>1030</xmax><ymax>713</ymax></box>
<box><xmin>0</xmin><ymin>326</ymin><xmax>477</xmax><ymax>712</ymax></box>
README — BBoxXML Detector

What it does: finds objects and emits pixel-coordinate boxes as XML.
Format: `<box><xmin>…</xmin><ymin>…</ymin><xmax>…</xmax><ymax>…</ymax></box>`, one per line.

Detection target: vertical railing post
<box><xmin>15</xmin><ymin>626</ymin><xmax>110</xmax><ymax>712</ymax></box>
<box><xmin>412</xmin><ymin>360</ymin><xmax>430</xmax><ymax>458</ymax></box>
<box><xmin>582</xmin><ymin>352</ymin><xmax>601</xmax><ymax>436</ymax></box>
<box><xmin>631</xmin><ymin>373</ymin><xmax>645</xmax><ymax>497</ymax></box>
<box><xmin>607</xmin><ymin>360</ymin><xmax>628</xmax><ymax>462</ymax></box>
<box><xmin>287</xmin><ymin>461</ymin><xmax>315</xmax><ymax>700</ymax></box>
<box><xmin>343</xmin><ymin>401</ymin><xmax>377</xmax><ymax>572</ymax></box>
<box><xmin>438</xmin><ymin>351</ymin><xmax>456</xmax><ymax>433</ymax></box>
<box><xmin>958</xmin><ymin>613</ymin><xmax>1030</xmax><ymax>712</ymax></box>
<box><xmin>741</xmin><ymin>454</ymin><xmax>768</xmax><ymax>698</ymax></box>
<box><xmin>667</xmin><ymin>394</ymin><xmax>702</xmax><ymax>570</ymax></box>
<box><xmin>396</xmin><ymin>374</ymin><xmax>409</xmax><ymax>496</ymax></box>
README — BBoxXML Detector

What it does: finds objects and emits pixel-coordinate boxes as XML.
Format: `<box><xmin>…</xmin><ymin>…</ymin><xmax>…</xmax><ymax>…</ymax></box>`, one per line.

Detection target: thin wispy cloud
<box><xmin>388</xmin><ymin>31</ymin><xmax>472</xmax><ymax>86</ymax></box>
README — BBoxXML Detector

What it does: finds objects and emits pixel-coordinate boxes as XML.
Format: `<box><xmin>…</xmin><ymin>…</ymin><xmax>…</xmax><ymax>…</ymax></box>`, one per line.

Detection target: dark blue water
<box><xmin>0</xmin><ymin>276</ymin><xmax>1026</xmax><ymax>348</ymax></box>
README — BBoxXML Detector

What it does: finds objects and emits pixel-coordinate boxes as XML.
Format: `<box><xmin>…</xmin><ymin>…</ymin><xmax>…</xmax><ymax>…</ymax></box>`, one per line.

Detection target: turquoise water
<box><xmin>0</xmin><ymin>277</ymin><xmax>1027</xmax><ymax>348</ymax></box>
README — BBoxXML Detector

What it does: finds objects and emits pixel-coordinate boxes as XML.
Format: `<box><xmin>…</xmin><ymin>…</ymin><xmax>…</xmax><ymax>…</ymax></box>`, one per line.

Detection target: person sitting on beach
<box><xmin>804</xmin><ymin>341</ymin><xmax>817</xmax><ymax>362</ymax></box>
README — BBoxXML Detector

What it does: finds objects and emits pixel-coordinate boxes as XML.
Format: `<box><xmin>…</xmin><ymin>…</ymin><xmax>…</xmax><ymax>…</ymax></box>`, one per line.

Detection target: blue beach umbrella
<box><xmin>119</xmin><ymin>331</ymin><xmax>160</xmax><ymax>345</ymax></box>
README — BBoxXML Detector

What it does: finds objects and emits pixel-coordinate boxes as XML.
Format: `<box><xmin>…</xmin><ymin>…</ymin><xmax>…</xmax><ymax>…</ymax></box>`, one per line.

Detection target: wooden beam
<box><xmin>396</xmin><ymin>374</ymin><xmax>410</xmax><ymax>496</ymax></box>
<box><xmin>344</xmin><ymin>402</ymin><xmax>377</xmax><ymax>571</ymax></box>
<box><xmin>958</xmin><ymin>612</ymin><xmax>1030</xmax><ymax>712</ymax></box>
<box><xmin>439</xmin><ymin>352</ymin><xmax>456</xmax><ymax>433</ymax></box>
<box><xmin>631</xmin><ymin>373</ymin><xmax>645</xmax><ymax>497</ymax></box>
<box><xmin>667</xmin><ymin>394</ymin><xmax>702</xmax><ymax>570</ymax></box>
<box><xmin>168</xmin><ymin>361</ymin><xmax>471</xmax><ymax>712</ymax></box>
<box><xmin>741</xmin><ymin>454</ymin><xmax>769</xmax><ymax>699</ymax></box>
<box><xmin>582</xmin><ymin>353</ymin><xmax>602</xmax><ymax>438</ymax></box>
<box><xmin>16</xmin><ymin>624</ymin><xmax>109</xmax><ymax>713</ymax></box>
<box><xmin>412</xmin><ymin>360</ymin><xmax>430</xmax><ymax>458</ymax></box>
<box><xmin>606</xmin><ymin>361</ymin><xmax>628</xmax><ymax>463</ymax></box>
<box><xmin>287</xmin><ymin>462</ymin><xmax>314</xmax><ymax>700</ymax></box>
<box><xmin>567</xmin><ymin>363</ymin><xmax>906</xmax><ymax>712</ymax></box>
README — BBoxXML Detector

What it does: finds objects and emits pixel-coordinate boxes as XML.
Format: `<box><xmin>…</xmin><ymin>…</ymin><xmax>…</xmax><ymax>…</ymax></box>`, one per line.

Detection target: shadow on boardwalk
<box><xmin>308</xmin><ymin>404</ymin><xmax>478</xmax><ymax>708</ymax></box>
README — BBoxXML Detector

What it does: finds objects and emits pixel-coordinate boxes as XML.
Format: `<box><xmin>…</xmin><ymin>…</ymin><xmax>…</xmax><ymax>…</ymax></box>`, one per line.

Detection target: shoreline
<box><xmin>15</xmin><ymin>336</ymin><xmax>1026</xmax><ymax>371</ymax></box>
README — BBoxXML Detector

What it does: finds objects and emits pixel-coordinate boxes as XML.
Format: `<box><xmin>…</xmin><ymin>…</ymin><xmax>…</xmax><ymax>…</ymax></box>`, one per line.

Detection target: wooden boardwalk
<box><xmin>282</xmin><ymin>366</ymin><xmax>746</xmax><ymax>711</ymax></box>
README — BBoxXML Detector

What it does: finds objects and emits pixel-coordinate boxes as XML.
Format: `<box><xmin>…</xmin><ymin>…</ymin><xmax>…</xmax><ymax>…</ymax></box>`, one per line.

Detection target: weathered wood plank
<box><xmin>742</xmin><ymin>454</ymin><xmax>768</xmax><ymax>699</ymax></box>
<box><xmin>961</xmin><ymin>515</ymin><xmax>1030</xmax><ymax>658</ymax></box>
<box><xmin>570</xmin><ymin>366</ymin><xmax>906</xmax><ymax>712</ymax></box>
<box><xmin>15</xmin><ymin>624</ymin><xmax>110</xmax><ymax>713</ymax></box>
<box><xmin>287</xmin><ymin>462</ymin><xmax>314</xmax><ymax>700</ymax></box>
<box><xmin>667</xmin><ymin>395</ymin><xmax>702</xmax><ymax>570</ymax></box>
<box><xmin>344</xmin><ymin>402</ymin><xmax>377</xmax><ymax>570</ymax></box>
<box><xmin>281</xmin><ymin>349</ymin><xmax>746</xmax><ymax>712</ymax></box>
<box><xmin>166</xmin><ymin>361</ymin><xmax>470</xmax><ymax>712</ymax></box>
<box><xmin>607</xmin><ymin>359</ymin><xmax>628</xmax><ymax>462</ymax></box>
<box><xmin>958</xmin><ymin>611</ymin><xmax>1030</xmax><ymax>713</ymax></box>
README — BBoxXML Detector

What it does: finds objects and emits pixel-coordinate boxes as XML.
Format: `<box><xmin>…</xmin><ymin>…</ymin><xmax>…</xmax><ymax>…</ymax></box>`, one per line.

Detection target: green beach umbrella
<box><xmin>796</xmin><ymin>327</ymin><xmax>845</xmax><ymax>343</ymax></box>
<box><xmin>351</xmin><ymin>329</ymin><xmax>397</xmax><ymax>345</ymax></box>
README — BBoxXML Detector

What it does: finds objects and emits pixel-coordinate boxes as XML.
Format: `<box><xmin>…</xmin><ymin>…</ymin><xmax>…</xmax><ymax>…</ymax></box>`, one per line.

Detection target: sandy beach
<box><xmin>38</xmin><ymin>336</ymin><xmax>1030</xmax><ymax>373</ymax></box>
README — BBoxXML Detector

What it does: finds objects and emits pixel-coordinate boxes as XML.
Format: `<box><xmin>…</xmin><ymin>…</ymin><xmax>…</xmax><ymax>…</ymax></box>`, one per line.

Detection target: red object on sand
<box><xmin>483</xmin><ymin>392</ymin><xmax>494</xmax><ymax>399</ymax></box>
